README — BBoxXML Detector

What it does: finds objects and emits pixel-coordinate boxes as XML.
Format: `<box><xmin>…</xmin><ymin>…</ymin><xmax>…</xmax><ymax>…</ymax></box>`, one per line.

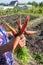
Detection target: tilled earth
<box><xmin>0</xmin><ymin>14</ymin><xmax>43</xmax><ymax>65</ymax></box>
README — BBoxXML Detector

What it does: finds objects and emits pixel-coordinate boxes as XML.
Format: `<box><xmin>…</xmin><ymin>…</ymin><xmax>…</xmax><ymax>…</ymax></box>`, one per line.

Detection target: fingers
<box><xmin>20</xmin><ymin>34</ymin><xmax>24</xmax><ymax>39</ymax></box>
<box><xmin>18</xmin><ymin>40</ymin><xmax>25</xmax><ymax>48</ymax></box>
<box><xmin>10</xmin><ymin>32</ymin><xmax>14</xmax><ymax>36</ymax></box>
<box><xmin>20</xmin><ymin>34</ymin><xmax>26</xmax><ymax>41</ymax></box>
<box><xmin>18</xmin><ymin>34</ymin><xmax>26</xmax><ymax>48</ymax></box>
<box><xmin>7</xmin><ymin>31</ymin><xmax>14</xmax><ymax>36</ymax></box>
<box><xmin>20</xmin><ymin>38</ymin><xmax>26</xmax><ymax>44</ymax></box>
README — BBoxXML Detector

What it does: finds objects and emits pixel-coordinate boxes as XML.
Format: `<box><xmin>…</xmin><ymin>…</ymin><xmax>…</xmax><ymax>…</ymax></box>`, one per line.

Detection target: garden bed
<box><xmin>0</xmin><ymin>14</ymin><xmax>43</xmax><ymax>65</ymax></box>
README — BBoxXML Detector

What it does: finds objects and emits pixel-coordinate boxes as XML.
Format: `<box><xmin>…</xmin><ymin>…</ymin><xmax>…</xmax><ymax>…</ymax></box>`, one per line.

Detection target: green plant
<box><xmin>33</xmin><ymin>52</ymin><xmax>43</xmax><ymax>64</ymax></box>
<box><xmin>14</xmin><ymin>46</ymin><xmax>32</xmax><ymax>64</ymax></box>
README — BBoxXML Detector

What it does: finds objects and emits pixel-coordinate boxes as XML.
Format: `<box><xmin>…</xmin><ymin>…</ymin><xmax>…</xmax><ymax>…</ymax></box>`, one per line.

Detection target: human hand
<box><xmin>18</xmin><ymin>34</ymin><xmax>26</xmax><ymax>48</ymax></box>
<box><xmin>7</xmin><ymin>31</ymin><xmax>13</xmax><ymax>36</ymax></box>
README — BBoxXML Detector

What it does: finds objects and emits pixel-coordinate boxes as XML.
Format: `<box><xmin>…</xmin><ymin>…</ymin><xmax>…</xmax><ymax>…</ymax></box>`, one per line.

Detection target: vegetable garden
<box><xmin>0</xmin><ymin>13</ymin><xmax>43</xmax><ymax>65</ymax></box>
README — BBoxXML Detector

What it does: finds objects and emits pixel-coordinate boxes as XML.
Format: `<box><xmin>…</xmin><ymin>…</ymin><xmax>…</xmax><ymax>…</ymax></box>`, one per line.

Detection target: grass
<box><xmin>0</xmin><ymin>7</ymin><xmax>43</xmax><ymax>16</ymax></box>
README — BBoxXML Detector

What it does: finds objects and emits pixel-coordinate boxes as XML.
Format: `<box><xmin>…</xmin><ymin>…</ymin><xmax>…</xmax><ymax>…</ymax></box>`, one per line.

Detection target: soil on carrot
<box><xmin>0</xmin><ymin>14</ymin><xmax>43</xmax><ymax>65</ymax></box>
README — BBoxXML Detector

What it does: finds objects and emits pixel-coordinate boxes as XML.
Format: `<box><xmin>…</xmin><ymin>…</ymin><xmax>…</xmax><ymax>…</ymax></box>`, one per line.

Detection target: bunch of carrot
<box><xmin>2</xmin><ymin>16</ymin><xmax>37</xmax><ymax>36</ymax></box>
<box><xmin>1</xmin><ymin>16</ymin><xmax>37</xmax><ymax>64</ymax></box>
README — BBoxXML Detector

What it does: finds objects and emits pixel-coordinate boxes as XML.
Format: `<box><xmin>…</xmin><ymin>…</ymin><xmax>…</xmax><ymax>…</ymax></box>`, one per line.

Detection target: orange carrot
<box><xmin>20</xmin><ymin>16</ymin><xmax>30</xmax><ymax>33</ymax></box>
<box><xmin>25</xmin><ymin>30</ymin><xmax>37</xmax><ymax>35</ymax></box>
<box><xmin>18</xmin><ymin>16</ymin><xmax>22</xmax><ymax>30</ymax></box>
<box><xmin>12</xmin><ymin>36</ymin><xmax>20</xmax><ymax>52</ymax></box>
<box><xmin>3</xmin><ymin>19</ymin><xmax>18</xmax><ymax>35</ymax></box>
<box><xmin>1</xmin><ymin>16</ymin><xmax>37</xmax><ymax>37</ymax></box>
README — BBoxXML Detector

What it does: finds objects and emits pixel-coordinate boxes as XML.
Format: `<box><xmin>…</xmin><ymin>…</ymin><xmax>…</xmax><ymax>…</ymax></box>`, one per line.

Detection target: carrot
<box><xmin>1</xmin><ymin>16</ymin><xmax>37</xmax><ymax>36</ymax></box>
<box><xmin>18</xmin><ymin>16</ymin><xmax>22</xmax><ymax>30</ymax></box>
<box><xmin>12</xmin><ymin>36</ymin><xmax>20</xmax><ymax>52</ymax></box>
<box><xmin>20</xmin><ymin>16</ymin><xmax>30</xmax><ymax>33</ymax></box>
<box><xmin>3</xmin><ymin>19</ymin><xmax>18</xmax><ymax>35</ymax></box>
<box><xmin>25</xmin><ymin>30</ymin><xmax>37</xmax><ymax>35</ymax></box>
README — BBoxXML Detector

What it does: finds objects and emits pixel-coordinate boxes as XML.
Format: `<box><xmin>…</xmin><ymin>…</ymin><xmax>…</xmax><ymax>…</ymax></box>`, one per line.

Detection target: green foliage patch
<box><xmin>14</xmin><ymin>46</ymin><xmax>32</xmax><ymax>64</ymax></box>
<box><xmin>33</xmin><ymin>52</ymin><xmax>43</xmax><ymax>64</ymax></box>
<box><xmin>0</xmin><ymin>7</ymin><xmax>43</xmax><ymax>16</ymax></box>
